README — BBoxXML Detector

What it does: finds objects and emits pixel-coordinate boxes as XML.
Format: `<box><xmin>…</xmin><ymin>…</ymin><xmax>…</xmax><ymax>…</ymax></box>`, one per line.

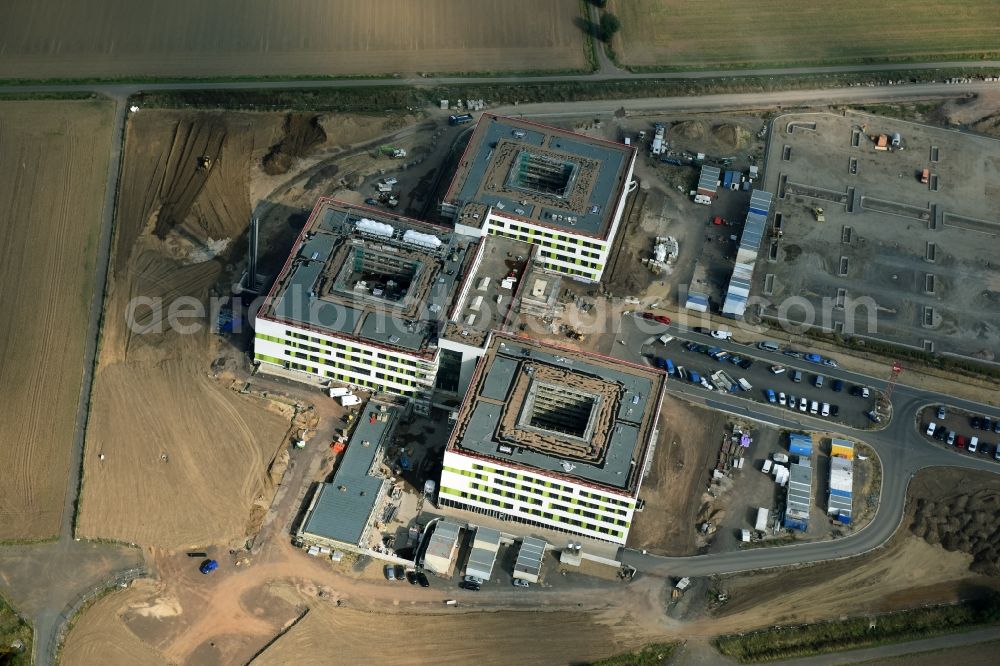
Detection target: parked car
<box><xmin>513</xmin><ymin>579</ymin><xmax>530</xmax><ymax>588</ymax></box>
<box><xmin>790</xmin><ymin>370</ymin><xmax>802</xmax><ymax>383</ymax></box>
<box><xmin>770</xmin><ymin>365</ymin><xmax>786</xmax><ymax>375</ymax></box>
<box><xmin>809</xmin><ymin>400</ymin><xmax>819</xmax><ymax>415</ymax></box>
<box><xmin>459</xmin><ymin>581</ymin><xmax>481</xmax><ymax>591</ymax></box>
<box><xmin>804</xmin><ymin>353</ymin><xmax>822</xmax><ymax>363</ymax></box>
<box><xmin>783</xmin><ymin>349</ymin><xmax>803</xmax><ymax>358</ymax></box>
<box><xmin>926</xmin><ymin>422</ymin><xmax>937</xmax><ymax>436</ymax></box>
<box><xmin>946</xmin><ymin>431</ymin><xmax>956</xmax><ymax>446</ymax></box>
<box><xmin>832</xmin><ymin>379</ymin><xmax>844</xmax><ymax>392</ymax></box>
<box><xmin>934</xmin><ymin>425</ymin><xmax>947</xmax><ymax>440</ymax></box>
<box><xmin>799</xmin><ymin>397</ymin><xmax>808</xmax><ymax>412</ymax></box>
<box><xmin>654</xmin><ymin>315</ymin><xmax>671</xmax><ymax>325</ymax></box>
<box><xmin>984</xmin><ymin>417</ymin><xmax>993</xmax><ymax>432</ymax></box>
<box><xmin>405</xmin><ymin>570</ymin><xmax>418</xmax><ymax>585</ymax></box>
<box><xmin>364</xmin><ymin>198</ymin><xmax>379</xmax><ymax>206</ymax></box>
<box><xmin>416</xmin><ymin>572</ymin><xmax>430</xmax><ymax>588</ymax></box>
<box><xmin>738</xmin><ymin>358</ymin><xmax>754</xmax><ymax>370</ymax></box>
<box><xmin>758</xmin><ymin>340</ymin><xmax>780</xmax><ymax>352</ymax></box>
<box><xmin>814</xmin><ymin>374</ymin><xmax>824</xmax><ymax>388</ymax></box>
<box><xmin>968</xmin><ymin>437</ymin><xmax>979</xmax><ymax>453</ymax></box>
<box><xmin>710</xmin><ymin>330</ymin><xmax>732</xmax><ymax>340</ymax></box>
<box><xmin>851</xmin><ymin>385</ymin><xmax>871</xmax><ymax>398</ymax></box>
<box><xmin>821</xmin><ymin>402</ymin><xmax>831</xmax><ymax>417</ymax></box>
<box><xmin>822</xmin><ymin>358</ymin><xmax>839</xmax><ymax>368</ymax></box>
<box><xmin>866</xmin><ymin>410</ymin><xmax>882</xmax><ymax>423</ymax></box>
<box><xmin>995</xmin><ymin>446</ymin><xmax>1000</xmax><ymax>462</ymax></box>
<box><xmin>385</xmin><ymin>565</ymin><xmax>397</xmax><ymax>581</ymax></box>
<box><xmin>995</xmin><ymin>420</ymin><xmax>1000</xmax><ymax>434</ymax></box>
<box><xmin>787</xmin><ymin>394</ymin><xmax>797</xmax><ymax>409</ymax></box>
<box><xmin>937</xmin><ymin>406</ymin><xmax>946</xmax><ymax>420</ymax></box>
<box><xmin>766</xmin><ymin>389</ymin><xmax>776</xmax><ymax>403</ymax></box>
<box><xmin>956</xmin><ymin>435</ymin><xmax>967</xmax><ymax>449</ymax></box>
<box><xmin>778</xmin><ymin>392</ymin><xmax>787</xmax><ymax>406</ymax></box>
<box><xmin>971</xmin><ymin>416</ymin><xmax>981</xmax><ymax>429</ymax></box>
<box><xmin>830</xmin><ymin>404</ymin><xmax>840</xmax><ymax>418</ymax></box>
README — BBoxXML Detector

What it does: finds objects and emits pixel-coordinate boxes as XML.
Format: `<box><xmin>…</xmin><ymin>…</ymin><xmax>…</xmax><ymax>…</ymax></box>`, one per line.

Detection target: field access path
<box><xmin>1</xmin><ymin>70</ymin><xmax>998</xmax><ymax>663</ymax></box>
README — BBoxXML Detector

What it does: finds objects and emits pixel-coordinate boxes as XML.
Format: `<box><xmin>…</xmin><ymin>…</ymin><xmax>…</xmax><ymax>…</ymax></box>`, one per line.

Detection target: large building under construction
<box><xmin>439</xmin><ymin>336</ymin><xmax>666</xmax><ymax>545</ymax></box>
<box><xmin>441</xmin><ymin>114</ymin><xmax>636</xmax><ymax>283</ymax></box>
<box><xmin>254</xmin><ymin>198</ymin><xmax>477</xmax><ymax>405</ymax></box>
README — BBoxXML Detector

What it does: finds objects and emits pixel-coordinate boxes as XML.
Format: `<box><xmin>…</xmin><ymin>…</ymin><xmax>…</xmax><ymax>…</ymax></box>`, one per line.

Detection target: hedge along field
<box><xmin>611</xmin><ymin>0</ymin><xmax>1000</xmax><ymax>69</ymax></box>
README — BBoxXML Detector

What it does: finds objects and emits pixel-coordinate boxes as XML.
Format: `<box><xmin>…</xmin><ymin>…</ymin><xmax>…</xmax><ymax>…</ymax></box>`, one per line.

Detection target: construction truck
<box><xmin>920</xmin><ymin>168</ymin><xmax>930</xmax><ymax>184</ymax></box>
<box><xmin>379</xmin><ymin>145</ymin><xmax>407</xmax><ymax>159</ymax></box>
<box><xmin>812</xmin><ymin>207</ymin><xmax>825</xmax><ymax>223</ymax></box>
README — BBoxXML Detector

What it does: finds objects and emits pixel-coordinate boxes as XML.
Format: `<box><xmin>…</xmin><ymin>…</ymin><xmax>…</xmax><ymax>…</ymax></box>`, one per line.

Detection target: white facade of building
<box><xmin>254</xmin><ymin>316</ymin><xmax>437</xmax><ymax>397</ymax></box>
<box><xmin>439</xmin><ymin>450</ymin><xmax>637</xmax><ymax>545</ymax></box>
<box><xmin>452</xmin><ymin>159</ymin><xmax>635</xmax><ymax>284</ymax></box>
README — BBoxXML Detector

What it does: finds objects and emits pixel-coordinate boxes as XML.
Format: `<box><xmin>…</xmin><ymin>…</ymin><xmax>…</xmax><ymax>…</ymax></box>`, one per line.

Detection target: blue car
<box><xmin>766</xmin><ymin>389</ymin><xmax>776</xmax><ymax>403</ymax></box>
<box><xmin>804</xmin><ymin>353</ymin><xmax>822</xmax><ymax>363</ymax></box>
<box><xmin>199</xmin><ymin>559</ymin><xmax>218</xmax><ymax>575</ymax></box>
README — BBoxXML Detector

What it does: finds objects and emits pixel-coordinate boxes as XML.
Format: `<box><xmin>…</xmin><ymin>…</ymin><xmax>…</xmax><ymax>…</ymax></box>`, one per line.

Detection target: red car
<box><xmin>712</xmin><ymin>216</ymin><xmax>725</xmax><ymax>225</ymax></box>
<box><xmin>654</xmin><ymin>315</ymin><xmax>671</xmax><ymax>325</ymax></box>
<box><xmin>955</xmin><ymin>435</ymin><xmax>967</xmax><ymax>449</ymax></box>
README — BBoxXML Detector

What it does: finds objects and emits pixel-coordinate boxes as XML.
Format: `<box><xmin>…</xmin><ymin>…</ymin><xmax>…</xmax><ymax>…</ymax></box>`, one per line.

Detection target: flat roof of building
<box><xmin>446</xmin><ymin>335</ymin><xmax>665</xmax><ymax>493</ymax></box>
<box><xmin>445</xmin><ymin>114</ymin><xmax>634</xmax><ymax>238</ymax></box>
<box><xmin>300</xmin><ymin>400</ymin><xmax>398</xmax><ymax>547</ymax></box>
<box><xmin>442</xmin><ymin>235</ymin><xmax>536</xmax><ymax>349</ymax></box>
<box><xmin>259</xmin><ymin>198</ymin><xmax>478</xmax><ymax>357</ymax></box>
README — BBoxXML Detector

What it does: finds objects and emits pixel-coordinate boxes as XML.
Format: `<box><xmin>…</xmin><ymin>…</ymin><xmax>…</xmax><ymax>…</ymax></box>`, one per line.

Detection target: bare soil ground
<box><xmin>703</xmin><ymin>468</ymin><xmax>1000</xmax><ymax>632</ymax></box>
<box><xmin>78</xmin><ymin>110</ymin><xmax>294</xmax><ymax>549</ymax></box>
<box><xmin>0</xmin><ymin>1</ymin><xmax>586</xmax><ymax>80</ymax></box>
<box><xmin>627</xmin><ymin>399</ymin><xmax>723</xmax><ymax>556</ymax></box>
<box><xmin>612</xmin><ymin>0</ymin><xmax>1000</xmax><ymax>68</ymax></box>
<box><xmin>0</xmin><ymin>100</ymin><xmax>113</xmax><ymax>540</ymax></box>
<box><xmin>78</xmin><ymin>107</ymin><xmax>428</xmax><ymax>549</ymax></box>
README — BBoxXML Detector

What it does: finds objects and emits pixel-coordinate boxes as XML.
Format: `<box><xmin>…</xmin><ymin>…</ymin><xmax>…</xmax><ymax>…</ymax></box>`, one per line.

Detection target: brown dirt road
<box><xmin>0</xmin><ymin>99</ymin><xmax>113</xmax><ymax>540</ymax></box>
<box><xmin>0</xmin><ymin>1</ymin><xmax>586</xmax><ymax>80</ymax></box>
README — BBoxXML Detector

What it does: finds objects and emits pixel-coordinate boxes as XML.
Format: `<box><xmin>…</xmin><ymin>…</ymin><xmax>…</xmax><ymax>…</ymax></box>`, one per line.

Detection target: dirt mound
<box><xmin>672</xmin><ymin>120</ymin><xmax>705</xmax><ymax>140</ymax></box>
<box><xmin>910</xmin><ymin>486</ymin><xmax>1000</xmax><ymax>576</ymax></box>
<box><xmin>712</xmin><ymin>123</ymin><xmax>752</xmax><ymax>150</ymax></box>
<box><xmin>263</xmin><ymin>114</ymin><xmax>327</xmax><ymax>175</ymax></box>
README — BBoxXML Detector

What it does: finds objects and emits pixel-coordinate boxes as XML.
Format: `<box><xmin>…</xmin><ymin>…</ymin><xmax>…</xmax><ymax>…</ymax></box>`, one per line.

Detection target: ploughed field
<box><xmin>612</xmin><ymin>0</ymin><xmax>1000</xmax><ymax>69</ymax></box>
<box><xmin>0</xmin><ymin>100</ymin><xmax>113</xmax><ymax>540</ymax></box>
<box><xmin>0</xmin><ymin>0</ymin><xmax>587</xmax><ymax>80</ymax></box>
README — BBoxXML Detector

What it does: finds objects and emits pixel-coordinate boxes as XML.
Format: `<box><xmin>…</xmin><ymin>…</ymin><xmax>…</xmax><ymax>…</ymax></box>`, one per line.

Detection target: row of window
<box><xmin>284</xmin><ymin>329</ymin><xmax>431</xmax><ymax>370</ymax></box>
<box><xmin>491</xmin><ymin>219</ymin><xmax>605</xmax><ymax>250</ymax></box>
<box><xmin>254</xmin><ymin>352</ymin><xmax>415</xmax><ymax>395</ymax></box>
<box><xmin>538</xmin><ymin>250</ymin><xmax>601</xmax><ymax>270</ymax></box>
<box><xmin>469</xmin><ymin>462</ymin><xmax>631</xmax><ymax>516</ymax></box>
<box><xmin>258</xmin><ymin>333</ymin><xmax>432</xmax><ymax>384</ymax></box>
<box><xmin>471</xmin><ymin>482</ymin><xmax>543</xmax><ymax>507</ymax></box>
<box><xmin>440</xmin><ymin>486</ymin><xmax>514</xmax><ymax>510</ymax></box>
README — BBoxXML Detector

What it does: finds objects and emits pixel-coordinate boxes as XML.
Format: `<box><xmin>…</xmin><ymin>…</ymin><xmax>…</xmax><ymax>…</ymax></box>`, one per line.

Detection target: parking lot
<box><xmin>640</xmin><ymin>330</ymin><xmax>878</xmax><ymax>429</ymax></box>
<box><xmin>758</xmin><ymin>111</ymin><xmax>1000</xmax><ymax>361</ymax></box>
<box><xmin>919</xmin><ymin>404</ymin><xmax>1000</xmax><ymax>461</ymax></box>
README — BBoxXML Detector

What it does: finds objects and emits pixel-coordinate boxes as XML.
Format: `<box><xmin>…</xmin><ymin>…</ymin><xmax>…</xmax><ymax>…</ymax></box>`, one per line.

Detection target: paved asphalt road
<box><xmin>3</xmin><ymin>68</ymin><xmax>998</xmax><ymax>660</ymax></box>
<box><xmin>611</xmin><ymin>316</ymin><xmax>1000</xmax><ymax>575</ymax></box>
<box><xmin>776</xmin><ymin>625</ymin><xmax>1000</xmax><ymax>665</ymax></box>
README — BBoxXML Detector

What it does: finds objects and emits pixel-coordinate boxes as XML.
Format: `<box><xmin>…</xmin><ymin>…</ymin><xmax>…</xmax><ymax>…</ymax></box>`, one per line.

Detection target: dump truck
<box><xmin>812</xmin><ymin>207</ymin><xmax>825</xmax><ymax>222</ymax></box>
<box><xmin>920</xmin><ymin>168</ymin><xmax>930</xmax><ymax>184</ymax></box>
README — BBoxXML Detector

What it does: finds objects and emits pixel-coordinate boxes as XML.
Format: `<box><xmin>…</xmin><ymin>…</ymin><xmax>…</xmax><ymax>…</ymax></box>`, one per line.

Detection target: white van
<box><xmin>809</xmin><ymin>400</ymin><xmax>819</xmax><ymax>415</ymax></box>
<box><xmin>821</xmin><ymin>402</ymin><xmax>831</xmax><ymax>417</ymax></box>
<box><xmin>738</xmin><ymin>378</ymin><xmax>753</xmax><ymax>391</ymax></box>
<box><xmin>758</xmin><ymin>341</ymin><xmax>780</xmax><ymax>352</ymax></box>
<box><xmin>762</xmin><ymin>460</ymin><xmax>773</xmax><ymax>474</ymax></box>
<box><xmin>969</xmin><ymin>436</ymin><xmax>979</xmax><ymax>453</ymax></box>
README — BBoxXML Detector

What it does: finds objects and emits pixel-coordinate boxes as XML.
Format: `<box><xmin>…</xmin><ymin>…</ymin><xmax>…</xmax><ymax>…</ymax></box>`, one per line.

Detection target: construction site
<box><xmin>759</xmin><ymin>111</ymin><xmax>1000</xmax><ymax>360</ymax></box>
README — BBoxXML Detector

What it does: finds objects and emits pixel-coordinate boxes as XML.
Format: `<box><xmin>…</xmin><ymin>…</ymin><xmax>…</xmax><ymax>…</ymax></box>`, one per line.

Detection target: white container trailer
<box><xmin>328</xmin><ymin>387</ymin><xmax>351</xmax><ymax>398</ymax></box>
<box><xmin>755</xmin><ymin>507</ymin><xmax>769</xmax><ymax>531</ymax></box>
<box><xmin>339</xmin><ymin>394</ymin><xmax>362</xmax><ymax>407</ymax></box>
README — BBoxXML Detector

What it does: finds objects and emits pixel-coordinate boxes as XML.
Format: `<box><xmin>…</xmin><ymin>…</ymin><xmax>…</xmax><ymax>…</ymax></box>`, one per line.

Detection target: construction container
<box><xmin>789</xmin><ymin>433</ymin><xmax>814</xmax><ymax>457</ymax></box>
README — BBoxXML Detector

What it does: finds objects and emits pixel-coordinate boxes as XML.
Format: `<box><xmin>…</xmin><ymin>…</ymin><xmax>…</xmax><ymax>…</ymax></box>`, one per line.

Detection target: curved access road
<box><xmin>612</xmin><ymin>319</ymin><xmax>1000</xmax><ymax>576</ymax></box>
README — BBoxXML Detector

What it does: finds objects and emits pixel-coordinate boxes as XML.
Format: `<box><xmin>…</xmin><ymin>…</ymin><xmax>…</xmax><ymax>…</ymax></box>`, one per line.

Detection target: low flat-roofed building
<box><xmin>464</xmin><ymin>526</ymin><xmax>501</xmax><ymax>581</ymax></box>
<box><xmin>255</xmin><ymin>198</ymin><xmax>478</xmax><ymax>404</ymax></box>
<box><xmin>514</xmin><ymin>536</ymin><xmax>546</xmax><ymax>583</ymax></box>
<box><xmin>441</xmin><ymin>114</ymin><xmax>636</xmax><ymax>283</ymax></box>
<box><xmin>439</xmin><ymin>335</ymin><xmax>666</xmax><ymax>545</ymax></box>
<box><xmin>423</xmin><ymin>520</ymin><xmax>462</xmax><ymax>576</ymax></box>
<box><xmin>784</xmin><ymin>458</ymin><xmax>813</xmax><ymax>532</ymax></box>
<box><xmin>298</xmin><ymin>400</ymin><xmax>398</xmax><ymax>552</ymax></box>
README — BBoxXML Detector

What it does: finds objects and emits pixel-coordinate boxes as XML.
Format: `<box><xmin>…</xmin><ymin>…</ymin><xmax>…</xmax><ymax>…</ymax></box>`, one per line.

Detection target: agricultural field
<box><xmin>0</xmin><ymin>99</ymin><xmax>113</xmax><ymax>541</ymax></box>
<box><xmin>611</xmin><ymin>0</ymin><xmax>1000</xmax><ymax>69</ymax></box>
<box><xmin>0</xmin><ymin>0</ymin><xmax>587</xmax><ymax>80</ymax></box>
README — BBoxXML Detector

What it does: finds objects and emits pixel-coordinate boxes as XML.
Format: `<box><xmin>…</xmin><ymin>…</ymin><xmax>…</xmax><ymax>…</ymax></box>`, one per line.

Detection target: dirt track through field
<box><xmin>0</xmin><ymin>100</ymin><xmax>113</xmax><ymax>540</ymax></box>
<box><xmin>0</xmin><ymin>1</ymin><xmax>586</xmax><ymax>80</ymax></box>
